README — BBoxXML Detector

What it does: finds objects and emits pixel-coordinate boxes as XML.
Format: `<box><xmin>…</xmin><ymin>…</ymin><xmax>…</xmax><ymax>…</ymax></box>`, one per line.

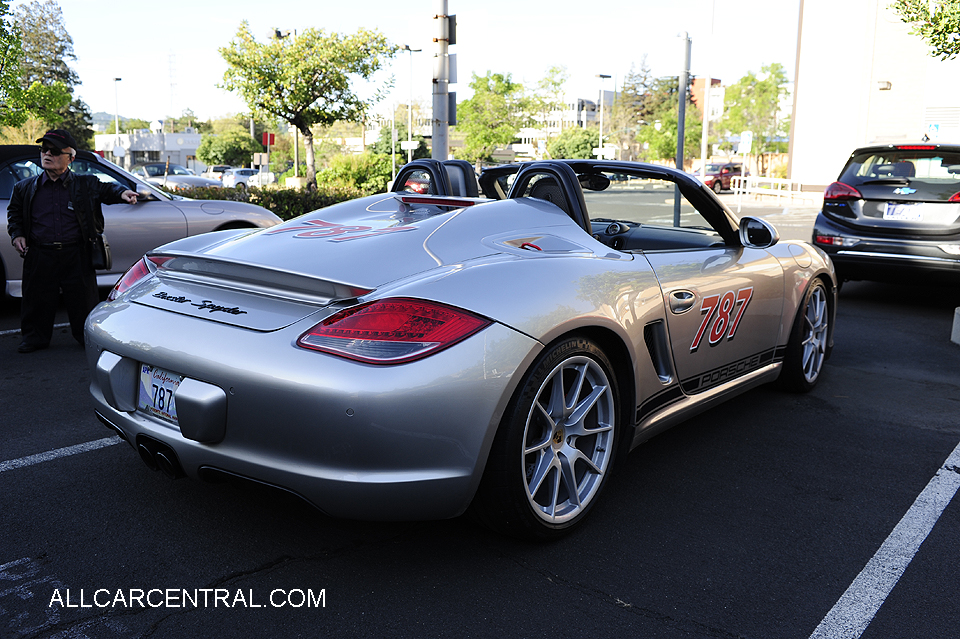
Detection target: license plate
<box><xmin>883</xmin><ymin>203</ymin><xmax>923</xmax><ymax>221</ymax></box>
<box><xmin>138</xmin><ymin>365</ymin><xmax>183</xmax><ymax>424</ymax></box>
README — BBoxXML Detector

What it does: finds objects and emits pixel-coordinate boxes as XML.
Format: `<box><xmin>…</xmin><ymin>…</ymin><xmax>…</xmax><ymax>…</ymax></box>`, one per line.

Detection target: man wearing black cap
<box><xmin>6</xmin><ymin>129</ymin><xmax>138</xmax><ymax>353</ymax></box>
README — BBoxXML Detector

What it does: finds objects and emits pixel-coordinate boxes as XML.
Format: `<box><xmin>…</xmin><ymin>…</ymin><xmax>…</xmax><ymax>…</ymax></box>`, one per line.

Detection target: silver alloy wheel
<box><xmin>801</xmin><ymin>284</ymin><xmax>829</xmax><ymax>383</ymax></box>
<box><xmin>522</xmin><ymin>355</ymin><xmax>616</xmax><ymax>524</ymax></box>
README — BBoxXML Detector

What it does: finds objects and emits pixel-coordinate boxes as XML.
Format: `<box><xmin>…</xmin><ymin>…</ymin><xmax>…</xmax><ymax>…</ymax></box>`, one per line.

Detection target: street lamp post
<box><xmin>400</xmin><ymin>44</ymin><xmax>422</xmax><ymax>163</ymax></box>
<box><xmin>700</xmin><ymin>0</ymin><xmax>716</xmax><ymax>182</ymax></box>
<box><xmin>113</xmin><ymin>78</ymin><xmax>125</xmax><ymax>167</ymax></box>
<box><xmin>596</xmin><ymin>74</ymin><xmax>611</xmax><ymax>157</ymax></box>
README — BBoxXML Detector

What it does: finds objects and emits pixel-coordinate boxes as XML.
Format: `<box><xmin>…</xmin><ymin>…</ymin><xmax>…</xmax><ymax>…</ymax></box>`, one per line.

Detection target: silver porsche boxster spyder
<box><xmin>86</xmin><ymin>159</ymin><xmax>836</xmax><ymax>539</ymax></box>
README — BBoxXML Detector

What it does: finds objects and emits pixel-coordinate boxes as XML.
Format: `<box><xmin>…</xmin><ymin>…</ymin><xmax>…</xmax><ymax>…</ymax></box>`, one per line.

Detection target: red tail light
<box><xmin>823</xmin><ymin>182</ymin><xmax>863</xmax><ymax>201</ymax></box>
<box><xmin>297</xmin><ymin>298</ymin><xmax>491</xmax><ymax>364</ymax></box>
<box><xmin>949</xmin><ymin>192</ymin><xmax>960</xmax><ymax>203</ymax></box>
<box><xmin>107</xmin><ymin>256</ymin><xmax>171</xmax><ymax>301</ymax></box>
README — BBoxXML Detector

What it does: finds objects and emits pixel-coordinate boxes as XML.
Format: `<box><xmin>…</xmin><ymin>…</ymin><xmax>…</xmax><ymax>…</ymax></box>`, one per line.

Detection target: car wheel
<box><xmin>712</xmin><ymin>180</ymin><xmax>723</xmax><ymax>194</ymax></box>
<box><xmin>471</xmin><ymin>336</ymin><xmax>620</xmax><ymax>539</ymax></box>
<box><xmin>777</xmin><ymin>277</ymin><xmax>829</xmax><ymax>392</ymax></box>
<box><xmin>235</xmin><ymin>182</ymin><xmax>246</xmax><ymax>190</ymax></box>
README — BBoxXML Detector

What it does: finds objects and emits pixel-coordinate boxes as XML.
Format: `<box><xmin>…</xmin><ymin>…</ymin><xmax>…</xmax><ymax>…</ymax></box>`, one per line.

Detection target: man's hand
<box><xmin>13</xmin><ymin>236</ymin><xmax>27</xmax><ymax>257</ymax></box>
<box><xmin>121</xmin><ymin>190</ymin><xmax>138</xmax><ymax>204</ymax></box>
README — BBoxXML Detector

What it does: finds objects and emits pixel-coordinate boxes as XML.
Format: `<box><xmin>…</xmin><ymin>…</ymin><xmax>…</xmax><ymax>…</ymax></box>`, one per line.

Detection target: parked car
<box><xmin>87</xmin><ymin>158</ymin><xmax>836</xmax><ymax>539</ymax></box>
<box><xmin>1</xmin><ymin>145</ymin><xmax>282</xmax><ymax>297</ymax></box>
<box><xmin>201</xmin><ymin>165</ymin><xmax>233</xmax><ymax>181</ymax></box>
<box><xmin>132</xmin><ymin>163</ymin><xmax>222</xmax><ymax>191</ymax></box>
<box><xmin>697</xmin><ymin>162</ymin><xmax>746</xmax><ymax>194</ymax></box>
<box><xmin>246</xmin><ymin>171</ymin><xmax>276</xmax><ymax>188</ymax></box>
<box><xmin>812</xmin><ymin>142</ymin><xmax>960</xmax><ymax>282</ymax></box>
<box><xmin>221</xmin><ymin>168</ymin><xmax>260</xmax><ymax>189</ymax></box>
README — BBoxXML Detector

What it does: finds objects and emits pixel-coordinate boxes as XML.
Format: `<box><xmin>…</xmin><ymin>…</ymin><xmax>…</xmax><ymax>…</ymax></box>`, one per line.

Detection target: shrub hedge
<box><xmin>168</xmin><ymin>184</ymin><xmax>370</xmax><ymax>221</ymax></box>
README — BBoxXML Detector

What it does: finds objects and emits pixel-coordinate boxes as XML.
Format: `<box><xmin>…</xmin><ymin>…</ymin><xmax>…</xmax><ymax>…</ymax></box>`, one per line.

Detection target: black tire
<box><xmin>471</xmin><ymin>337</ymin><xmax>621</xmax><ymax>540</ymax></box>
<box><xmin>712</xmin><ymin>180</ymin><xmax>723</xmax><ymax>194</ymax></box>
<box><xmin>777</xmin><ymin>277</ymin><xmax>830</xmax><ymax>392</ymax></box>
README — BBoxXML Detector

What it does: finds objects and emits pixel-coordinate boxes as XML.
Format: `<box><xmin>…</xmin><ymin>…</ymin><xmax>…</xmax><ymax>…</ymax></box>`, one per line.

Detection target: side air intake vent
<box><xmin>643</xmin><ymin>320</ymin><xmax>675</xmax><ymax>384</ymax></box>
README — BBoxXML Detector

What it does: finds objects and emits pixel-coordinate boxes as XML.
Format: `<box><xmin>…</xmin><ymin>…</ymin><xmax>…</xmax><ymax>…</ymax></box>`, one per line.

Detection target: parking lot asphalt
<box><xmin>2</xmin><ymin>197</ymin><xmax>959</xmax><ymax>638</ymax></box>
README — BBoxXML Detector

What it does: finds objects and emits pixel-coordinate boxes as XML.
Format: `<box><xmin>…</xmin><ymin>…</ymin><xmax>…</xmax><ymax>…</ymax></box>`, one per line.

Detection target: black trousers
<box><xmin>20</xmin><ymin>243</ymin><xmax>98</xmax><ymax>346</ymax></box>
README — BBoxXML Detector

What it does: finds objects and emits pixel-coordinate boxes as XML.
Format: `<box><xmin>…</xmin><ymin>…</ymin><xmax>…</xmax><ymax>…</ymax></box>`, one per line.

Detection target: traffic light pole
<box><xmin>675</xmin><ymin>32</ymin><xmax>692</xmax><ymax>227</ymax></box>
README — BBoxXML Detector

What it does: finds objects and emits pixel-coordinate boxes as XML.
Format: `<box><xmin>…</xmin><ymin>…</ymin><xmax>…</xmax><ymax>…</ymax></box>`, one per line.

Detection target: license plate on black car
<box><xmin>883</xmin><ymin>203</ymin><xmax>923</xmax><ymax>221</ymax></box>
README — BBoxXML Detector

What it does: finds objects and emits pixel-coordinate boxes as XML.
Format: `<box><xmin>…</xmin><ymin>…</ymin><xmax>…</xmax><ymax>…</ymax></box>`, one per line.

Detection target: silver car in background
<box><xmin>132</xmin><ymin>163</ymin><xmax>223</xmax><ymax>192</ymax></box>
<box><xmin>86</xmin><ymin>159</ymin><xmax>836</xmax><ymax>539</ymax></box>
<box><xmin>1</xmin><ymin>146</ymin><xmax>282</xmax><ymax>297</ymax></box>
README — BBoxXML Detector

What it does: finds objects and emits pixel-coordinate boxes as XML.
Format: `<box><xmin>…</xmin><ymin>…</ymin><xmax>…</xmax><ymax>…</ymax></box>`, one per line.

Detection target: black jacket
<box><xmin>7</xmin><ymin>169</ymin><xmax>128</xmax><ymax>244</ymax></box>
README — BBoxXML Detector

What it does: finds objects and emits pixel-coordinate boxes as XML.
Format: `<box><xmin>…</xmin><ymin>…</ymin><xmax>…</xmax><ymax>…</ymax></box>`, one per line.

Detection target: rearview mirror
<box><xmin>578</xmin><ymin>173</ymin><xmax>611</xmax><ymax>191</ymax></box>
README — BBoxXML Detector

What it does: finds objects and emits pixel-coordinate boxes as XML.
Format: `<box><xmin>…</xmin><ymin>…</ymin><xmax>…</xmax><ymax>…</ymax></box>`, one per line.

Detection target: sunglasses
<box><xmin>39</xmin><ymin>145</ymin><xmax>68</xmax><ymax>156</ymax></box>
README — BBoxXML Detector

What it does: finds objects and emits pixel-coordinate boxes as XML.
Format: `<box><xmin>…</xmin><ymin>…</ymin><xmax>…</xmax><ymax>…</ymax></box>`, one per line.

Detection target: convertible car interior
<box><xmin>393</xmin><ymin>158</ymin><xmax>738</xmax><ymax>253</ymax></box>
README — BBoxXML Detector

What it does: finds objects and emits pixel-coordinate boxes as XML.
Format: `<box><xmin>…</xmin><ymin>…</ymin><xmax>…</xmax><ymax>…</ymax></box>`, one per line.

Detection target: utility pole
<box><xmin>675</xmin><ymin>32</ymin><xmax>692</xmax><ymax>227</ymax></box>
<box><xmin>431</xmin><ymin>0</ymin><xmax>456</xmax><ymax>160</ymax></box>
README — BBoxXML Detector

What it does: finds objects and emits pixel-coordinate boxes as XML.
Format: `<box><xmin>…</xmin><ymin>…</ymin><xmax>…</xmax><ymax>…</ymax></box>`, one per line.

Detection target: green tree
<box><xmin>165</xmin><ymin>108</ymin><xmax>208</xmax><ymax>133</ymax></box>
<box><xmin>220</xmin><ymin>22</ymin><xmax>395</xmax><ymax>188</ymax></box>
<box><xmin>370</xmin><ymin>121</ymin><xmax>428</xmax><ymax>161</ymax></box>
<box><xmin>103</xmin><ymin>118</ymin><xmax>152</xmax><ymax>134</ymax></box>
<box><xmin>196</xmin><ymin>127</ymin><xmax>262</xmax><ymax>167</ymax></box>
<box><xmin>0</xmin><ymin>0</ymin><xmax>69</xmax><ymax>127</ymax></box>
<box><xmin>316</xmin><ymin>152</ymin><xmax>392</xmax><ymax>194</ymax></box>
<box><xmin>15</xmin><ymin>0</ymin><xmax>91</xmax><ymax>146</ymax></box>
<box><xmin>894</xmin><ymin>0</ymin><xmax>960</xmax><ymax>60</ymax></box>
<box><xmin>547</xmin><ymin>125</ymin><xmax>596</xmax><ymax>159</ymax></box>
<box><xmin>608</xmin><ymin>59</ymin><xmax>654</xmax><ymax>161</ymax></box>
<box><xmin>715</xmin><ymin>63</ymin><xmax>789</xmax><ymax>174</ymax></box>
<box><xmin>635</xmin><ymin>76</ymin><xmax>702</xmax><ymax>166</ymax></box>
<box><xmin>529</xmin><ymin>65</ymin><xmax>569</xmax><ymax>138</ymax></box>
<box><xmin>455</xmin><ymin>71</ymin><xmax>530</xmax><ymax>163</ymax></box>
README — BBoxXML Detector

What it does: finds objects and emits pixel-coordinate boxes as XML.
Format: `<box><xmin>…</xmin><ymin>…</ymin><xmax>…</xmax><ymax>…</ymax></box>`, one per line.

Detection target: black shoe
<box><xmin>17</xmin><ymin>341</ymin><xmax>49</xmax><ymax>353</ymax></box>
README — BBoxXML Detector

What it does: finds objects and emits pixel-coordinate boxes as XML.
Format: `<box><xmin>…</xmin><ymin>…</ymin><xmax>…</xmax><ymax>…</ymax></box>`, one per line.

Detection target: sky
<box><xmin>49</xmin><ymin>0</ymin><xmax>802</xmax><ymax>124</ymax></box>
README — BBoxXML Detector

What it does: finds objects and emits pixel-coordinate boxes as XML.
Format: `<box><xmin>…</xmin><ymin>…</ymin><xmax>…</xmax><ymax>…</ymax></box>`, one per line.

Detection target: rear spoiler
<box><xmin>147</xmin><ymin>250</ymin><xmax>373</xmax><ymax>305</ymax></box>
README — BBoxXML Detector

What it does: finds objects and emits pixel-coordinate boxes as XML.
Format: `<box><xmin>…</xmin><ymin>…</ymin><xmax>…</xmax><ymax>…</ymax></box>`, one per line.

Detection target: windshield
<box><xmin>839</xmin><ymin>147</ymin><xmax>960</xmax><ymax>198</ymax></box>
<box><xmin>579</xmin><ymin>172</ymin><xmax>706</xmax><ymax>228</ymax></box>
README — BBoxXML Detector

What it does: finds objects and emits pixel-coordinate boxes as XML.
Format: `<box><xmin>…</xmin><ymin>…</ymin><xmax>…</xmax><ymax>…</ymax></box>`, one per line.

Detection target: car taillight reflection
<box><xmin>107</xmin><ymin>256</ymin><xmax>171</xmax><ymax>301</ymax></box>
<box><xmin>404</xmin><ymin>179</ymin><xmax>429</xmax><ymax>194</ymax></box>
<box><xmin>823</xmin><ymin>182</ymin><xmax>863</xmax><ymax>201</ymax></box>
<box><xmin>297</xmin><ymin>298</ymin><xmax>491</xmax><ymax>364</ymax></box>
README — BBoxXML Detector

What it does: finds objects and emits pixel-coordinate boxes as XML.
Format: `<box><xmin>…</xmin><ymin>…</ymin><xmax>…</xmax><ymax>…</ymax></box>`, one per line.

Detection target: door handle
<box><xmin>669</xmin><ymin>290</ymin><xmax>696</xmax><ymax>314</ymax></box>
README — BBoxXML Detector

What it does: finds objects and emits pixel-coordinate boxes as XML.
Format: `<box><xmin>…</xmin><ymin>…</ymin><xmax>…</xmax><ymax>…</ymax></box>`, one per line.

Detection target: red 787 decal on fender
<box><xmin>690</xmin><ymin>287</ymin><xmax>754</xmax><ymax>351</ymax></box>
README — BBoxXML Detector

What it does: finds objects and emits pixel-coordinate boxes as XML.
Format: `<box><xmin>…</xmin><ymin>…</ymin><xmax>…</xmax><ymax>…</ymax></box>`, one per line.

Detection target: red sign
<box><xmin>261</xmin><ymin>132</ymin><xmax>275</xmax><ymax>146</ymax></box>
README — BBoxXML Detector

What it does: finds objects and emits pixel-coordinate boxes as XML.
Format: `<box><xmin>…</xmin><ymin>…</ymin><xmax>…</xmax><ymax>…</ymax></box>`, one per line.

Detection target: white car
<box><xmin>247</xmin><ymin>171</ymin><xmax>275</xmax><ymax>188</ymax></box>
<box><xmin>221</xmin><ymin>168</ymin><xmax>260</xmax><ymax>189</ymax></box>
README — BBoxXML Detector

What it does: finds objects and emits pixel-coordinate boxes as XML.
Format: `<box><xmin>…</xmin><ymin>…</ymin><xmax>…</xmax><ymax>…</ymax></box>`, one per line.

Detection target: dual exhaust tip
<box><xmin>137</xmin><ymin>436</ymin><xmax>184</xmax><ymax>479</ymax></box>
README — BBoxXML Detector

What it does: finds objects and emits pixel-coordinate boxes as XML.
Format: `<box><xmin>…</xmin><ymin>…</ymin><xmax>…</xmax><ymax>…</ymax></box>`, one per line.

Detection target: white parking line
<box><xmin>0</xmin><ymin>322</ymin><xmax>69</xmax><ymax>337</ymax></box>
<box><xmin>0</xmin><ymin>436</ymin><xmax>121</xmax><ymax>473</ymax></box>
<box><xmin>809</xmin><ymin>440</ymin><xmax>960</xmax><ymax>639</ymax></box>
